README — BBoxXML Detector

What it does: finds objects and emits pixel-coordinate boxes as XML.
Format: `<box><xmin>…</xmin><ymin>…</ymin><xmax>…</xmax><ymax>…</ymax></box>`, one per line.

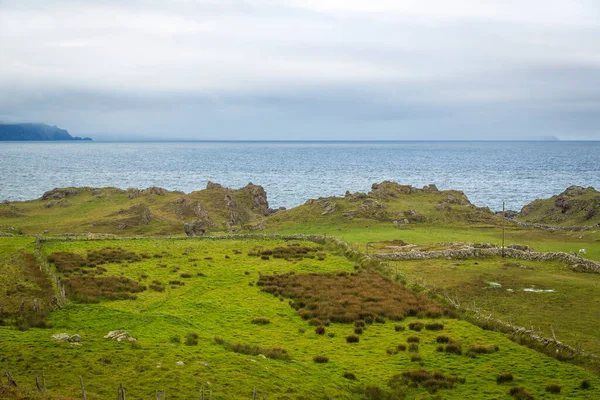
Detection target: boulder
<box><xmin>69</xmin><ymin>334</ymin><xmax>82</xmax><ymax>343</ymax></box>
<box><xmin>184</xmin><ymin>220</ymin><xmax>207</xmax><ymax>237</ymax></box>
<box><xmin>104</xmin><ymin>330</ymin><xmax>137</xmax><ymax>342</ymax></box>
<box><xmin>52</xmin><ymin>333</ymin><xmax>71</xmax><ymax>342</ymax></box>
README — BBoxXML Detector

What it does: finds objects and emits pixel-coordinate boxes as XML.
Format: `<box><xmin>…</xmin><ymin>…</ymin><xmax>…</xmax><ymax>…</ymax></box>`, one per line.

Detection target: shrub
<box><xmin>408</xmin><ymin>343</ymin><xmax>419</xmax><ymax>353</ymax></box>
<box><xmin>509</xmin><ymin>387</ymin><xmax>533</xmax><ymax>400</ymax></box>
<box><xmin>185</xmin><ymin>332</ymin><xmax>199</xmax><ymax>346</ymax></box>
<box><xmin>394</xmin><ymin>324</ymin><xmax>405</xmax><ymax>332</ymax></box>
<box><xmin>374</xmin><ymin>316</ymin><xmax>385</xmax><ymax>324</ymax></box>
<box><xmin>346</xmin><ymin>335</ymin><xmax>360</xmax><ymax>343</ymax></box>
<box><xmin>581</xmin><ymin>380</ymin><xmax>591</xmax><ymax>389</ymax></box>
<box><xmin>467</xmin><ymin>345</ymin><xmax>499</xmax><ymax>357</ymax></box>
<box><xmin>313</xmin><ymin>355</ymin><xmax>329</xmax><ymax>363</ymax></box>
<box><xmin>425</xmin><ymin>322</ymin><xmax>444</xmax><ymax>331</ymax></box>
<box><xmin>214</xmin><ymin>338</ymin><xmax>291</xmax><ymax>361</ymax></box>
<box><xmin>436</xmin><ymin>335</ymin><xmax>450</xmax><ymax>343</ymax></box>
<box><xmin>496</xmin><ymin>373</ymin><xmax>513</xmax><ymax>384</ymax></box>
<box><xmin>355</xmin><ymin>320</ymin><xmax>365</xmax><ymax>327</ymax></box>
<box><xmin>391</xmin><ymin>369</ymin><xmax>465</xmax><ymax>394</ymax></box>
<box><xmin>180</xmin><ymin>272</ymin><xmax>192</xmax><ymax>278</ymax></box>
<box><xmin>62</xmin><ymin>275</ymin><xmax>146</xmax><ymax>303</ymax></box>
<box><xmin>445</xmin><ymin>341</ymin><xmax>462</xmax><ymax>355</ymax></box>
<box><xmin>354</xmin><ymin>327</ymin><xmax>363</xmax><ymax>334</ymax></box>
<box><xmin>169</xmin><ymin>335</ymin><xmax>181</xmax><ymax>344</ymax></box>
<box><xmin>545</xmin><ymin>384</ymin><xmax>561</xmax><ymax>394</ymax></box>
<box><xmin>261</xmin><ymin>255</ymin><xmax>270</xmax><ymax>260</ymax></box>
<box><xmin>410</xmin><ymin>354</ymin><xmax>422</xmax><ymax>362</ymax></box>
<box><xmin>257</xmin><ymin>271</ymin><xmax>448</xmax><ymax>324</ymax></box>
<box><xmin>396</xmin><ymin>344</ymin><xmax>407</xmax><ymax>352</ymax></box>
<box><xmin>315</xmin><ymin>326</ymin><xmax>326</xmax><ymax>335</ymax></box>
<box><xmin>407</xmin><ymin>336</ymin><xmax>420</xmax><ymax>343</ymax></box>
<box><xmin>409</xmin><ymin>322</ymin><xmax>424</xmax><ymax>332</ymax></box>
<box><xmin>343</xmin><ymin>372</ymin><xmax>356</xmax><ymax>380</ymax></box>
<box><xmin>251</xmin><ymin>317</ymin><xmax>271</xmax><ymax>325</ymax></box>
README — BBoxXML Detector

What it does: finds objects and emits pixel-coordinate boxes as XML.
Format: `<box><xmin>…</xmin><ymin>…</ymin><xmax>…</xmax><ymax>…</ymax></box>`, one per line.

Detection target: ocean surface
<box><xmin>1</xmin><ymin>141</ymin><xmax>599</xmax><ymax>212</ymax></box>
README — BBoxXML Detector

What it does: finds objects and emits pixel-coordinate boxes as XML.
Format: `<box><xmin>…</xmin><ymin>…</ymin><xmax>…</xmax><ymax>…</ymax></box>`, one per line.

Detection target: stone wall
<box><xmin>375</xmin><ymin>246</ymin><xmax>600</xmax><ymax>273</ymax></box>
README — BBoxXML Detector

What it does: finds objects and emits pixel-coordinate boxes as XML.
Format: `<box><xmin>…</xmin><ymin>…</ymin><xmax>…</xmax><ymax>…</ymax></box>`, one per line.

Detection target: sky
<box><xmin>0</xmin><ymin>0</ymin><xmax>599</xmax><ymax>140</ymax></box>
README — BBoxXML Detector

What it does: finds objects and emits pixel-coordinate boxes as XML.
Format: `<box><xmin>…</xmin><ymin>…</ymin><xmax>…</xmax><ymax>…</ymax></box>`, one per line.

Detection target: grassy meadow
<box><xmin>1</xmin><ymin>237</ymin><xmax>600</xmax><ymax>399</ymax></box>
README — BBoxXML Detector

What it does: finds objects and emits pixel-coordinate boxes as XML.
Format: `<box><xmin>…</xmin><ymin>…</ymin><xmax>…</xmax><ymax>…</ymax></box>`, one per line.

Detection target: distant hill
<box><xmin>0</xmin><ymin>123</ymin><xmax>92</xmax><ymax>141</ymax></box>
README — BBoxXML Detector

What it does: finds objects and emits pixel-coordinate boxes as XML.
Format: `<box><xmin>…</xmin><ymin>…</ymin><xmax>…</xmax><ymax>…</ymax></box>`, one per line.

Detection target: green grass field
<box><xmin>1</xmin><ymin>237</ymin><xmax>600</xmax><ymax>399</ymax></box>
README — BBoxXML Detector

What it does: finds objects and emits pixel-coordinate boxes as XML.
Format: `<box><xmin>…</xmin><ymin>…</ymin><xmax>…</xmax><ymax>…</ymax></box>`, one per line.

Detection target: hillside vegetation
<box><xmin>516</xmin><ymin>186</ymin><xmax>600</xmax><ymax>227</ymax></box>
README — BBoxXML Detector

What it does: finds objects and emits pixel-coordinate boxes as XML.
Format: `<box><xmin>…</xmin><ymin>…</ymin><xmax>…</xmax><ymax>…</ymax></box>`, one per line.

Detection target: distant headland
<box><xmin>0</xmin><ymin>123</ymin><xmax>92</xmax><ymax>141</ymax></box>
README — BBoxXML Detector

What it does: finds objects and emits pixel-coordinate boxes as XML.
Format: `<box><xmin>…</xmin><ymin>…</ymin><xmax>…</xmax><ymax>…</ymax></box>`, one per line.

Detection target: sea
<box><xmin>1</xmin><ymin>141</ymin><xmax>599</xmax><ymax>212</ymax></box>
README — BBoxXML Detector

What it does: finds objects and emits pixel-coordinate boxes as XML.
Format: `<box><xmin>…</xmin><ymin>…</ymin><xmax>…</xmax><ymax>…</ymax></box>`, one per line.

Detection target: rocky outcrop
<box><xmin>518</xmin><ymin>186</ymin><xmax>600</xmax><ymax>226</ymax></box>
<box><xmin>126</xmin><ymin>186</ymin><xmax>169</xmax><ymax>199</ymax></box>
<box><xmin>247</xmin><ymin>184</ymin><xmax>270</xmax><ymax>216</ymax></box>
<box><xmin>42</xmin><ymin>199</ymin><xmax>71</xmax><ymax>208</ymax></box>
<box><xmin>109</xmin><ymin>204</ymin><xmax>153</xmax><ymax>228</ymax></box>
<box><xmin>183</xmin><ymin>221</ymin><xmax>204</xmax><ymax>236</ymax></box>
<box><xmin>41</xmin><ymin>188</ymin><xmax>78</xmax><ymax>200</ymax></box>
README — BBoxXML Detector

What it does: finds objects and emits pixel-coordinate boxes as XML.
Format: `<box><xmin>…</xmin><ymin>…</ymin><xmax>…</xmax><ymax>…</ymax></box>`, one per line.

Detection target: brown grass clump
<box><xmin>313</xmin><ymin>355</ymin><xmax>329</xmax><ymax>363</ymax></box>
<box><xmin>509</xmin><ymin>387</ymin><xmax>534</xmax><ymax>400</ymax></box>
<box><xmin>467</xmin><ymin>344</ymin><xmax>499</xmax><ymax>357</ymax></box>
<box><xmin>149</xmin><ymin>280</ymin><xmax>165</xmax><ymax>292</ymax></box>
<box><xmin>436</xmin><ymin>335</ymin><xmax>450</xmax><ymax>343</ymax></box>
<box><xmin>408</xmin><ymin>322</ymin><xmax>425</xmax><ymax>331</ymax></box>
<box><xmin>48</xmin><ymin>248</ymin><xmax>141</xmax><ymax>276</ymax></box>
<box><xmin>394</xmin><ymin>324</ymin><xmax>405</xmax><ymax>332</ymax></box>
<box><xmin>258</xmin><ymin>272</ymin><xmax>446</xmax><ymax>324</ymax></box>
<box><xmin>389</xmin><ymin>369</ymin><xmax>465</xmax><ymax>394</ymax></box>
<box><xmin>213</xmin><ymin>337</ymin><xmax>291</xmax><ymax>361</ymax></box>
<box><xmin>251</xmin><ymin>317</ymin><xmax>271</xmax><ymax>325</ymax></box>
<box><xmin>62</xmin><ymin>276</ymin><xmax>146</xmax><ymax>303</ymax></box>
<box><xmin>346</xmin><ymin>335</ymin><xmax>360</xmax><ymax>343</ymax></box>
<box><xmin>315</xmin><ymin>326</ymin><xmax>326</xmax><ymax>335</ymax></box>
<box><xmin>444</xmin><ymin>341</ymin><xmax>462</xmax><ymax>355</ymax></box>
<box><xmin>354</xmin><ymin>327</ymin><xmax>363</xmax><ymax>334</ymax></box>
<box><xmin>425</xmin><ymin>322</ymin><xmax>444</xmax><ymax>331</ymax></box>
<box><xmin>407</xmin><ymin>336</ymin><xmax>420</xmax><ymax>343</ymax></box>
<box><xmin>545</xmin><ymin>384</ymin><xmax>561</xmax><ymax>394</ymax></box>
<box><xmin>343</xmin><ymin>372</ymin><xmax>357</xmax><ymax>380</ymax></box>
<box><xmin>496</xmin><ymin>372</ymin><xmax>513</xmax><ymax>384</ymax></box>
<box><xmin>87</xmin><ymin>248</ymin><xmax>141</xmax><ymax>264</ymax></box>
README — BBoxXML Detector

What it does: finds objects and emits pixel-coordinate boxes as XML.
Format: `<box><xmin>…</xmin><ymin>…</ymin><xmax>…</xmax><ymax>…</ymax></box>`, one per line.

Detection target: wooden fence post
<box><xmin>79</xmin><ymin>375</ymin><xmax>87</xmax><ymax>400</ymax></box>
<box><xmin>253</xmin><ymin>387</ymin><xmax>257</xmax><ymax>400</ymax></box>
<box><xmin>42</xmin><ymin>371</ymin><xmax>47</xmax><ymax>393</ymax></box>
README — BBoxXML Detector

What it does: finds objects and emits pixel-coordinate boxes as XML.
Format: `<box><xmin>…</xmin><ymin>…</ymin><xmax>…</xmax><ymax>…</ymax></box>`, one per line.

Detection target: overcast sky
<box><xmin>1</xmin><ymin>0</ymin><xmax>599</xmax><ymax>140</ymax></box>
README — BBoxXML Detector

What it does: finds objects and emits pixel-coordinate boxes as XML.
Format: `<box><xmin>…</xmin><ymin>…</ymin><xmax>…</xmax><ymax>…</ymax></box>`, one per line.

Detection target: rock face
<box><xmin>184</xmin><ymin>220</ymin><xmax>208</xmax><ymax>237</ymax></box>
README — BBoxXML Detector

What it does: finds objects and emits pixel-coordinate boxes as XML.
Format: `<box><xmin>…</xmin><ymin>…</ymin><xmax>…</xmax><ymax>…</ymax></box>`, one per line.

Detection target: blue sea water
<box><xmin>1</xmin><ymin>141</ymin><xmax>599</xmax><ymax>211</ymax></box>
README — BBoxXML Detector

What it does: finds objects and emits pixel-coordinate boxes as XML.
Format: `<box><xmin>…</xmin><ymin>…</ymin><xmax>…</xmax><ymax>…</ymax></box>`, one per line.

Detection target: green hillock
<box><xmin>0</xmin><ymin>182</ymin><xmax>270</xmax><ymax>235</ymax></box>
<box><xmin>263</xmin><ymin>181</ymin><xmax>500</xmax><ymax>232</ymax></box>
<box><xmin>516</xmin><ymin>186</ymin><xmax>600</xmax><ymax>227</ymax></box>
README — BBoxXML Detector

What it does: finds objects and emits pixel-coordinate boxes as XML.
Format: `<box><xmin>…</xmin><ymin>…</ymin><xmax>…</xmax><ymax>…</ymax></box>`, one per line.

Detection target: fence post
<box><xmin>253</xmin><ymin>387</ymin><xmax>257</xmax><ymax>400</ymax></box>
<box><xmin>79</xmin><ymin>375</ymin><xmax>87</xmax><ymax>400</ymax></box>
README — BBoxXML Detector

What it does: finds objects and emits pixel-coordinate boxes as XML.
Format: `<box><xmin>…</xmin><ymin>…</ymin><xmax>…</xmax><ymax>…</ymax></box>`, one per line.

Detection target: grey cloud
<box><xmin>0</xmin><ymin>0</ymin><xmax>599</xmax><ymax>140</ymax></box>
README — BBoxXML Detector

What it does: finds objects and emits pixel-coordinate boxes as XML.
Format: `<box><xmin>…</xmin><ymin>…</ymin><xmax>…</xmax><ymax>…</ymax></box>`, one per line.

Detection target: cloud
<box><xmin>0</xmin><ymin>0</ymin><xmax>599</xmax><ymax>139</ymax></box>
